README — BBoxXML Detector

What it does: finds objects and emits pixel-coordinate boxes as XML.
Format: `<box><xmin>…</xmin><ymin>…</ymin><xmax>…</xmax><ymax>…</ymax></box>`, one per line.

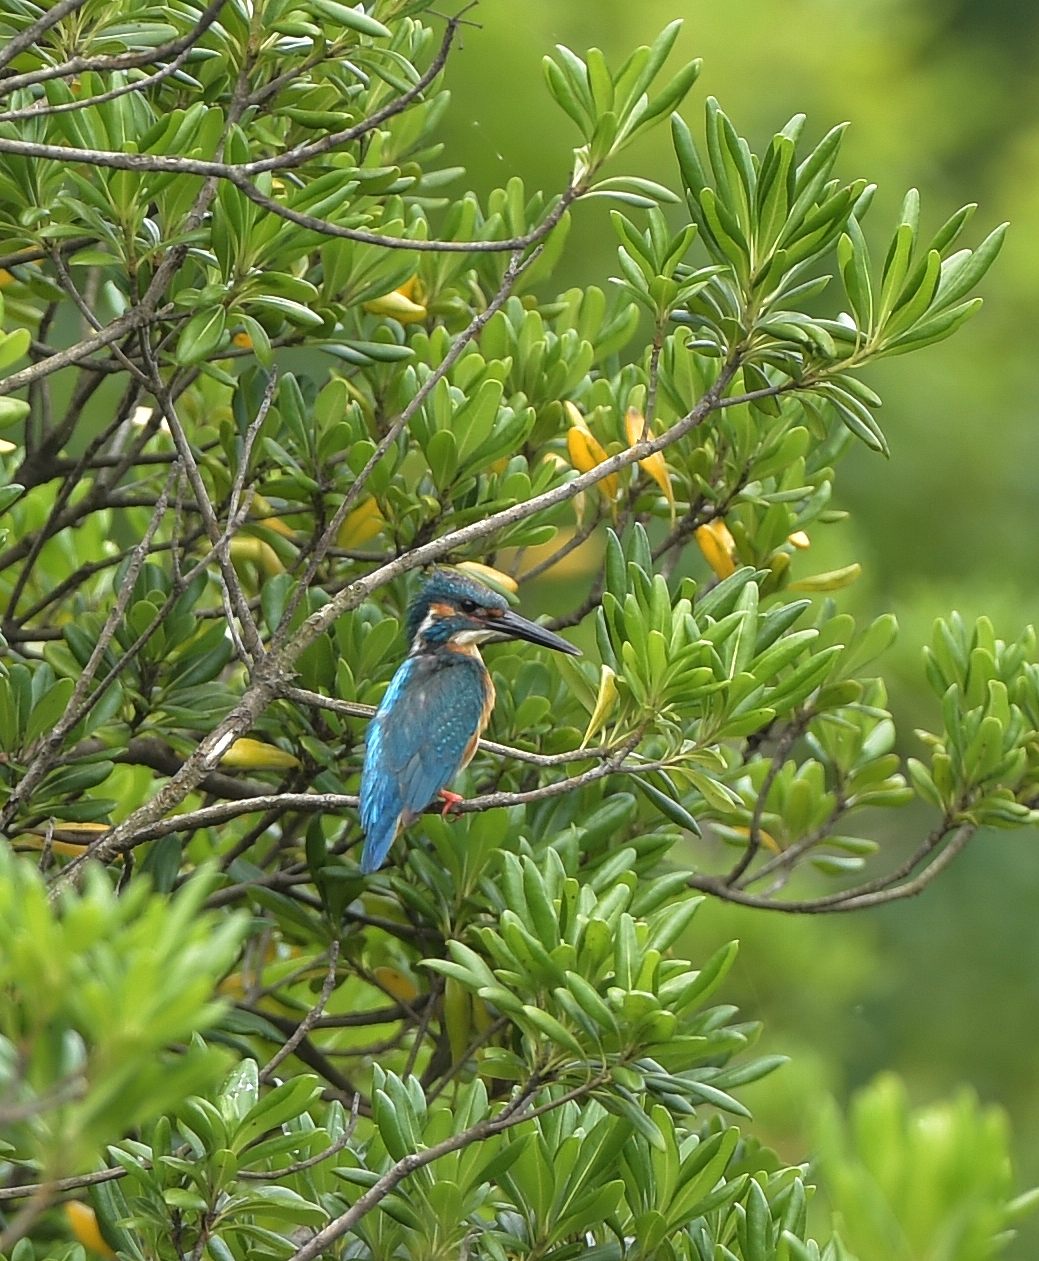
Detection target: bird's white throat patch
<box><xmin>451</xmin><ymin>628</ymin><xmax>496</xmax><ymax>645</ymax></box>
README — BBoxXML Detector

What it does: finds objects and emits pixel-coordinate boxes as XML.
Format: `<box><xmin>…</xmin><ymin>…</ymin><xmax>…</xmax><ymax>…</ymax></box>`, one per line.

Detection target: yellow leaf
<box><xmin>218</xmin><ymin>970</ymin><xmax>248</xmax><ymax>999</ymax></box>
<box><xmin>564</xmin><ymin>402</ymin><xmax>618</xmax><ymax>502</ymax></box>
<box><xmin>395</xmin><ymin>274</ymin><xmax>422</xmax><ymax>301</ymax></box>
<box><xmin>230</xmin><ymin>535</ymin><xmax>285</xmax><ymax>577</ymax></box>
<box><xmin>14</xmin><ymin>820</ymin><xmax>111</xmax><ymax>857</ymax></box>
<box><xmin>0</xmin><ymin>437</ymin><xmax>16</xmax><ymax>454</ymax></box>
<box><xmin>471</xmin><ymin>992</ymin><xmax>495</xmax><ymax>1033</ymax></box>
<box><xmin>65</xmin><ymin>1202</ymin><xmax>116</xmax><ymax>1258</ymax></box>
<box><xmin>248</xmin><ymin>494</ymin><xmax>297</xmax><ymax>541</ymax></box>
<box><xmin>695</xmin><ymin>519</ymin><xmax>738</xmax><ymax>579</ymax></box>
<box><xmin>789</xmin><ymin>563</ymin><xmax>862</xmax><ymax>592</ymax></box>
<box><xmin>0</xmin><ymin>269</ymin><xmax>14</xmax><ymax>289</ymax></box>
<box><xmin>232</xmin><ymin>330</ymin><xmax>253</xmax><ymax>349</ymax></box>
<box><xmin>765</xmin><ymin>549</ymin><xmax>791</xmax><ymax>590</ymax></box>
<box><xmin>220</xmin><ymin>737</ymin><xmax>300</xmax><ymax>770</ymax></box>
<box><xmin>625</xmin><ymin>407</ymin><xmax>675</xmax><ymax>522</ymax></box>
<box><xmin>581</xmin><ymin>664</ymin><xmax>619</xmax><ymax>748</ymax></box>
<box><xmin>730</xmin><ymin>825</ymin><xmax>782</xmax><ymax>854</ymax></box>
<box><xmin>787</xmin><ymin>530</ymin><xmax>811</xmax><ymax>550</ymax></box>
<box><xmin>363</xmin><ymin>288</ymin><xmax>427</xmax><ymax>323</ymax></box>
<box><xmin>455</xmin><ymin>560</ymin><xmax>519</xmax><ymax>594</ymax></box>
<box><xmin>337</xmin><ymin>497</ymin><xmax>384</xmax><ymax>548</ymax></box>
<box><xmin>502</xmin><ymin>527</ymin><xmax>599</xmax><ymax>581</ymax></box>
<box><xmin>373</xmin><ymin>965</ymin><xmax>420</xmax><ymax>1003</ymax></box>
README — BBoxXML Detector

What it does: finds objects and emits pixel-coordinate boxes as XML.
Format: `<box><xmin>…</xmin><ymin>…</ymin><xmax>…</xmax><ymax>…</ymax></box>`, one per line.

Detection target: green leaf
<box><xmin>0</xmin><ymin>396</ymin><xmax>30</xmax><ymax>428</ymax></box>
<box><xmin>0</xmin><ymin>327</ymin><xmax>30</xmax><ymax>371</ymax></box>
<box><xmin>310</xmin><ymin>0</ymin><xmax>391</xmax><ymax>38</ymax></box>
<box><xmin>24</xmin><ymin>677</ymin><xmax>75</xmax><ymax>745</ymax></box>
<box><xmin>176</xmin><ymin>306</ymin><xmax>227</xmax><ymax>365</ymax></box>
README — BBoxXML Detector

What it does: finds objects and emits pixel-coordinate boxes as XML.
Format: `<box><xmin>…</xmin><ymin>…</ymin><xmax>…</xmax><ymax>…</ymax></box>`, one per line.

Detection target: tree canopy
<box><xmin>0</xmin><ymin>2</ymin><xmax>1033</xmax><ymax>1258</ymax></box>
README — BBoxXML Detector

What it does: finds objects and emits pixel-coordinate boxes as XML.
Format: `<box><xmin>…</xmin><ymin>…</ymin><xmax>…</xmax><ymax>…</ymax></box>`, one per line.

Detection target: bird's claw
<box><xmin>437</xmin><ymin>789</ymin><xmax>465</xmax><ymax>818</ymax></box>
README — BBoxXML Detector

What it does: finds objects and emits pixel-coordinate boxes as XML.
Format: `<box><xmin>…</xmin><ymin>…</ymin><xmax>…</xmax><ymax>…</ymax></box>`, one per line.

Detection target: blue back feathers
<box><xmin>360</xmin><ymin>572</ymin><xmax>499</xmax><ymax>874</ymax></box>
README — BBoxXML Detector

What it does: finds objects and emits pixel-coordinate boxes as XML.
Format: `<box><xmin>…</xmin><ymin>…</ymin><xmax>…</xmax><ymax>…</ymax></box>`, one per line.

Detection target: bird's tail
<box><xmin>360</xmin><ymin>821</ymin><xmax>399</xmax><ymax>874</ymax></box>
<box><xmin>359</xmin><ymin>759</ymin><xmax>407</xmax><ymax>873</ymax></box>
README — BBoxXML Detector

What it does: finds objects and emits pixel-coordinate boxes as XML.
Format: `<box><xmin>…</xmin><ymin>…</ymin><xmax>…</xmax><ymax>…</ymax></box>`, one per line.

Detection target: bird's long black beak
<box><xmin>490</xmin><ymin>608</ymin><xmax>581</xmax><ymax>656</ymax></box>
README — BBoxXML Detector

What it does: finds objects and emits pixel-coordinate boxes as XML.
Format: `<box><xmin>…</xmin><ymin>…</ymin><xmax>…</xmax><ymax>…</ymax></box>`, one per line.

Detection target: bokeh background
<box><xmin>438</xmin><ymin>0</ymin><xmax>1039</xmax><ymax>1250</ymax></box>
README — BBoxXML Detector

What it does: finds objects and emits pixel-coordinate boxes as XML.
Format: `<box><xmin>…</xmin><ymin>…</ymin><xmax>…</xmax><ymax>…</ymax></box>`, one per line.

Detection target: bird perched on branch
<box><xmin>359</xmin><ymin>569</ymin><xmax>580</xmax><ymax>873</ymax></box>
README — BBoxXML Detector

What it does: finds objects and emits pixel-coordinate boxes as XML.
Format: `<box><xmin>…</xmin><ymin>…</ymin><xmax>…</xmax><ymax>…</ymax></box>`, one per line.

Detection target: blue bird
<box><xmin>359</xmin><ymin>569</ymin><xmax>580</xmax><ymax>873</ymax></box>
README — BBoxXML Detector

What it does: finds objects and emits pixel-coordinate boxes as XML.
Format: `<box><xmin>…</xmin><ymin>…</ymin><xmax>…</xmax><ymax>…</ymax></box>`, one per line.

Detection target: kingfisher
<box><xmin>358</xmin><ymin>569</ymin><xmax>580</xmax><ymax>873</ymax></box>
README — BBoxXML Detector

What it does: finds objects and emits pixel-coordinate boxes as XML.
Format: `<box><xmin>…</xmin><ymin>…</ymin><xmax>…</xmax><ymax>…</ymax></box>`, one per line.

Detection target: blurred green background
<box><xmin>439</xmin><ymin>0</ymin><xmax>1039</xmax><ymax>1249</ymax></box>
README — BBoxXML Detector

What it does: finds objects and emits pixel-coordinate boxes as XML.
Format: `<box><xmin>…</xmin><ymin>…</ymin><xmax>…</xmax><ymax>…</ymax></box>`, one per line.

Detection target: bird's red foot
<box><xmin>437</xmin><ymin>789</ymin><xmax>464</xmax><ymax>817</ymax></box>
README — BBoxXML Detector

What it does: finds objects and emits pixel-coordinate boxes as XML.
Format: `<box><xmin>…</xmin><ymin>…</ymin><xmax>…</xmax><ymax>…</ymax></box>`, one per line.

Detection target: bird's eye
<box><xmin>459</xmin><ymin>598</ymin><xmax>478</xmax><ymax>614</ymax></box>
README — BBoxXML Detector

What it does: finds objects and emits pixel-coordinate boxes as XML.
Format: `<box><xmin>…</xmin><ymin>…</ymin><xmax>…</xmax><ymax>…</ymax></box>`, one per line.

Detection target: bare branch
<box><xmin>0</xmin><ymin>0</ymin><xmax>91</xmax><ymax>77</ymax></box>
<box><xmin>141</xmin><ymin>347</ymin><xmax>266</xmax><ymax>662</ymax></box>
<box><xmin>0</xmin><ymin>0</ymin><xmax>228</xmax><ymax>98</ymax></box>
<box><xmin>259</xmin><ymin>941</ymin><xmax>341</xmax><ymax>1084</ymax></box>
<box><xmin>286</xmin><ymin>1071</ymin><xmax>608</xmax><ymax>1260</ymax></box>
<box><xmin>247</xmin><ymin>12</ymin><xmax>462</xmax><ymax>172</ymax></box>
<box><xmin>0</xmin><ymin>467</ymin><xmax>178</xmax><ymax>832</ymax></box>
<box><xmin>689</xmin><ymin>821</ymin><xmax>976</xmax><ymax>913</ymax></box>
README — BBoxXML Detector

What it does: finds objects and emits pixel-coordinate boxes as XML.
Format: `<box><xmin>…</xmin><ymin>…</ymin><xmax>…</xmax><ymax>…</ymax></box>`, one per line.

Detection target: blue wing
<box><xmin>359</xmin><ymin>652</ymin><xmax>489</xmax><ymax>873</ymax></box>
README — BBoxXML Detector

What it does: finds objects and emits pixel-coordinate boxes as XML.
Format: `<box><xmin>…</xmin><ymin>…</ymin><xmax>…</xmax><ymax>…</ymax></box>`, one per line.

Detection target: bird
<box><xmin>358</xmin><ymin>569</ymin><xmax>581</xmax><ymax>873</ymax></box>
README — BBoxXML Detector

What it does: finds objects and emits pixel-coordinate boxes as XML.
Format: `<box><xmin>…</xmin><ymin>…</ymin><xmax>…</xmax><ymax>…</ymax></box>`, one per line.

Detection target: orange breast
<box><xmin>456</xmin><ymin>653</ymin><xmax>495</xmax><ymax>770</ymax></box>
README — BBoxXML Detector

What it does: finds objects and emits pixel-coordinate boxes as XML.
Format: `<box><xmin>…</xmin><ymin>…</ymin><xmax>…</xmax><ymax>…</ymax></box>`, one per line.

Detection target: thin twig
<box><xmin>141</xmin><ymin>347</ymin><xmax>265</xmax><ymax>662</ymax></box>
<box><xmin>285</xmin><ymin>1071</ymin><xmax>608</xmax><ymax>1260</ymax></box>
<box><xmin>689</xmin><ymin>821</ymin><xmax>975</xmax><ymax>913</ymax></box>
<box><xmin>238</xmin><ymin>1107</ymin><xmax>358</xmax><ymax>1180</ymax></box>
<box><xmin>259</xmin><ymin>941</ymin><xmax>341</xmax><ymax>1084</ymax></box>
<box><xmin>724</xmin><ymin>712</ymin><xmax>811</xmax><ymax>886</ymax></box>
<box><xmin>0</xmin><ymin>0</ymin><xmax>228</xmax><ymax>98</ymax></box>
<box><xmin>0</xmin><ymin>0</ymin><xmax>91</xmax><ymax>76</ymax></box>
<box><xmin>0</xmin><ymin>467</ymin><xmax>178</xmax><ymax>831</ymax></box>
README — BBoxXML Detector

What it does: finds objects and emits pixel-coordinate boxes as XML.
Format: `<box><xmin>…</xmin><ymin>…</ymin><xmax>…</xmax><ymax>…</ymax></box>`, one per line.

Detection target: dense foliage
<box><xmin>0</xmin><ymin>1</ymin><xmax>1033</xmax><ymax>1257</ymax></box>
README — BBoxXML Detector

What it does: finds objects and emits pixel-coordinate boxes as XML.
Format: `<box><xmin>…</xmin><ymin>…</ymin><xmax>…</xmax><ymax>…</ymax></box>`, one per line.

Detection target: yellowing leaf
<box><xmin>564</xmin><ymin>401</ymin><xmax>618</xmax><ymax>502</ymax></box>
<box><xmin>695</xmin><ymin>519</ymin><xmax>738</xmax><ymax>579</ymax></box>
<box><xmin>581</xmin><ymin>664</ymin><xmax>619</xmax><ymax>748</ymax></box>
<box><xmin>789</xmin><ymin>563</ymin><xmax>862</xmax><ymax>592</ymax></box>
<box><xmin>765</xmin><ymin>549</ymin><xmax>791</xmax><ymax>589</ymax></box>
<box><xmin>218</xmin><ymin>971</ymin><xmax>248</xmax><ymax>999</ymax></box>
<box><xmin>625</xmin><ymin>407</ymin><xmax>675</xmax><ymax>522</ymax></box>
<box><xmin>230</xmin><ymin>535</ymin><xmax>285</xmax><ymax>577</ymax></box>
<box><xmin>456</xmin><ymin>560</ymin><xmax>518</xmax><ymax>594</ymax></box>
<box><xmin>503</xmin><ymin>527</ymin><xmax>599</xmax><ymax>581</ymax></box>
<box><xmin>788</xmin><ymin>530</ymin><xmax>811</xmax><ymax>550</ymax></box>
<box><xmin>65</xmin><ymin>1202</ymin><xmax>116</xmax><ymax>1258</ymax></box>
<box><xmin>730</xmin><ymin>825</ymin><xmax>782</xmax><ymax>854</ymax></box>
<box><xmin>220</xmin><ymin>737</ymin><xmax>300</xmax><ymax>770</ymax></box>
<box><xmin>363</xmin><ymin>287</ymin><xmax>427</xmax><ymax>323</ymax></box>
<box><xmin>14</xmin><ymin>820</ymin><xmax>111</xmax><ymax>857</ymax></box>
<box><xmin>248</xmin><ymin>494</ymin><xmax>297</xmax><ymax>541</ymax></box>
<box><xmin>374</xmin><ymin>964</ymin><xmax>421</xmax><ymax>1004</ymax></box>
<box><xmin>395</xmin><ymin>274</ymin><xmax>422</xmax><ymax>301</ymax></box>
<box><xmin>337</xmin><ymin>497</ymin><xmax>384</xmax><ymax>548</ymax></box>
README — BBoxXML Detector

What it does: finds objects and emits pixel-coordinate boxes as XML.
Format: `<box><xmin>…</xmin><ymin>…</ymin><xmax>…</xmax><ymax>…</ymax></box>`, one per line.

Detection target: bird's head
<box><xmin>406</xmin><ymin>570</ymin><xmax>580</xmax><ymax>656</ymax></box>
